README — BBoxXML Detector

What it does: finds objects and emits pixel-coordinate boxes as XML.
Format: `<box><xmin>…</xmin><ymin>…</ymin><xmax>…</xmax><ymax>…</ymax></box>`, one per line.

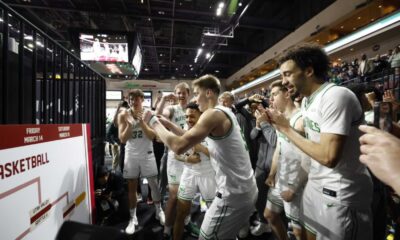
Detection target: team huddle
<box><xmin>118</xmin><ymin>44</ymin><xmax>373</xmax><ymax>240</ymax></box>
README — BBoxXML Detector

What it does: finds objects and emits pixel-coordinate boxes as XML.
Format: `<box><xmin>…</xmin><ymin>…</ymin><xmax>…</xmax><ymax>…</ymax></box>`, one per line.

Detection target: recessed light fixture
<box><xmin>144</xmin><ymin>68</ymin><xmax>149</xmax><ymax>71</ymax></box>
<box><xmin>215</xmin><ymin>70</ymin><xmax>220</xmax><ymax>73</ymax></box>
<box><xmin>340</xmin><ymin>26</ymin><xmax>344</xmax><ymax>29</ymax></box>
<box><xmin>378</xmin><ymin>5</ymin><xmax>382</xmax><ymax>8</ymax></box>
<box><xmin>238</xmin><ymin>2</ymin><xmax>242</xmax><ymax>7</ymax></box>
<box><xmin>357</xmin><ymin>16</ymin><xmax>361</xmax><ymax>20</ymax></box>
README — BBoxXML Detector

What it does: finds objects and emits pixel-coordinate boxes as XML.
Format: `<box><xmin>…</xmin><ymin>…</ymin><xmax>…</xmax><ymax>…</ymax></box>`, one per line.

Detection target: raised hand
<box><xmin>248</xmin><ymin>94</ymin><xmax>264</xmax><ymax>103</ymax></box>
<box><xmin>359</xmin><ymin>125</ymin><xmax>400</xmax><ymax>193</ymax></box>
<box><xmin>265</xmin><ymin>108</ymin><xmax>290</xmax><ymax>131</ymax></box>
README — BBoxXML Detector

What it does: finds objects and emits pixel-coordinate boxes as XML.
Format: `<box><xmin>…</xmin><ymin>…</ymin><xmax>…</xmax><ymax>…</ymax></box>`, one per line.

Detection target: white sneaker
<box><xmin>155</xmin><ymin>210</ymin><xmax>165</xmax><ymax>226</ymax></box>
<box><xmin>238</xmin><ymin>224</ymin><xmax>249</xmax><ymax>238</ymax></box>
<box><xmin>125</xmin><ymin>217</ymin><xmax>137</xmax><ymax>235</ymax></box>
<box><xmin>250</xmin><ymin>222</ymin><xmax>272</xmax><ymax>236</ymax></box>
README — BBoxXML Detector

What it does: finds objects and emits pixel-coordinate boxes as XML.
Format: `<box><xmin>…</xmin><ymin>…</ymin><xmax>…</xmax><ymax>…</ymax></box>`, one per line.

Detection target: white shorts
<box><xmin>266</xmin><ymin>187</ymin><xmax>302</xmax><ymax>229</ymax></box>
<box><xmin>123</xmin><ymin>151</ymin><xmax>158</xmax><ymax>179</ymax></box>
<box><xmin>178</xmin><ymin>168</ymin><xmax>216</xmax><ymax>202</ymax></box>
<box><xmin>301</xmin><ymin>182</ymin><xmax>372</xmax><ymax>240</ymax></box>
<box><xmin>167</xmin><ymin>151</ymin><xmax>184</xmax><ymax>185</ymax></box>
<box><xmin>199</xmin><ymin>188</ymin><xmax>258</xmax><ymax>240</ymax></box>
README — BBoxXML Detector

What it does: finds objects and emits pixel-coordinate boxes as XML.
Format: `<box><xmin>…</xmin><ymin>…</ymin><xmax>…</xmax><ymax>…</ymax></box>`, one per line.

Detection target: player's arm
<box><xmin>193</xmin><ymin>143</ymin><xmax>210</xmax><ymax>158</ymax></box>
<box><xmin>266</xmin><ymin>143</ymin><xmax>280</xmax><ymax>187</ymax></box>
<box><xmin>118</xmin><ymin>111</ymin><xmax>133</xmax><ymax>144</ymax></box>
<box><xmin>139</xmin><ymin>114</ymin><xmax>156</xmax><ymax>140</ymax></box>
<box><xmin>155</xmin><ymin>94</ymin><xmax>175</xmax><ymax>118</ymax></box>
<box><xmin>266</xmin><ymin>109</ymin><xmax>345</xmax><ymax>168</ymax></box>
<box><xmin>158</xmin><ymin>116</ymin><xmax>186</xmax><ymax>136</ymax></box>
<box><xmin>151</xmin><ymin>109</ymin><xmax>218</xmax><ymax>155</ymax></box>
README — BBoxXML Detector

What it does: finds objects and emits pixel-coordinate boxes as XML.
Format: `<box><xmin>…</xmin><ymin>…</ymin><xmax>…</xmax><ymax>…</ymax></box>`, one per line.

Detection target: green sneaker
<box><xmin>185</xmin><ymin>222</ymin><xmax>200</xmax><ymax>238</ymax></box>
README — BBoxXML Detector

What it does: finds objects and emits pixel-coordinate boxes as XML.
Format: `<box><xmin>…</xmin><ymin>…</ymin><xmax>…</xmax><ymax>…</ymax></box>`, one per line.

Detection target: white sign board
<box><xmin>0</xmin><ymin>124</ymin><xmax>94</xmax><ymax>240</ymax></box>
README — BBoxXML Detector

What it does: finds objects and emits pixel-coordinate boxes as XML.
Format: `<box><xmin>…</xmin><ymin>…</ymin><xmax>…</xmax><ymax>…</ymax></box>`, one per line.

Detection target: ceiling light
<box><xmin>316</xmin><ymin>39</ymin><xmax>320</xmax><ymax>42</ymax></box>
<box><xmin>340</xmin><ymin>26</ymin><xmax>344</xmax><ymax>29</ymax></box>
<box><xmin>144</xmin><ymin>68</ymin><xmax>149</xmax><ymax>71</ymax></box>
<box><xmin>350</xmin><ymin>48</ymin><xmax>354</xmax><ymax>51</ymax></box>
<box><xmin>371</xmin><ymin>18</ymin><xmax>374</xmax><ymax>21</ymax></box>
<box><xmin>201</xmin><ymin>43</ymin><xmax>205</xmax><ymax>47</ymax></box>
<box><xmin>189</xmin><ymin>64</ymin><xmax>192</xmax><ymax>67</ymax></box>
<box><xmin>27</xmin><ymin>43</ymin><xmax>34</xmax><ymax>48</ymax></box>
<box><xmin>190</xmin><ymin>67</ymin><xmax>194</xmax><ymax>71</ymax></box>
<box><xmin>197</xmin><ymin>48</ymin><xmax>203</xmax><ymax>56</ymax></box>
<box><xmin>216</xmin><ymin>8</ymin><xmax>222</xmax><ymax>16</ymax></box>
<box><xmin>357</xmin><ymin>16</ymin><xmax>361</xmax><ymax>20</ymax></box>
<box><xmin>218</xmin><ymin>2</ymin><xmax>224</xmax><ymax>8</ymax></box>
<box><xmin>148</xmin><ymin>18</ymin><xmax>151</xmax><ymax>21</ymax></box>
<box><xmin>176</xmin><ymin>68</ymin><xmax>179</xmax><ymax>70</ymax></box>
<box><xmin>238</xmin><ymin>2</ymin><xmax>242</xmax><ymax>7</ymax></box>
<box><xmin>378</xmin><ymin>5</ymin><xmax>382</xmax><ymax>8</ymax></box>
<box><xmin>353</xmin><ymin>27</ymin><xmax>356</xmax><ymax>30</ymax></box>
<box><xmin>215</xmin><ymin>70</ymin><xmax>220</xmax><ymax>73</ymax></box>
<box><xmin>338</xmin><ymin>58</ymin><xmax>342</xmax><ymax>61</ymax></box>
<box><xmin>158</xmin><ymin>11</ymin><xmax>165</xmax><ymax>15</ymax></box>
<box><xmin>205</xmin><ymin>53</ymin><xmax>211</xmax><ymax>59</ymax></box>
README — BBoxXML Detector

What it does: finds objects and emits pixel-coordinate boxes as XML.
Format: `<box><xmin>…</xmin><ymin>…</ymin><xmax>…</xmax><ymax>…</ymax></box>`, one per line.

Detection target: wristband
<box><xmin>148</xmin><ymin>114</ymin><xmax>158</xmax><ymax>127</ymax></box>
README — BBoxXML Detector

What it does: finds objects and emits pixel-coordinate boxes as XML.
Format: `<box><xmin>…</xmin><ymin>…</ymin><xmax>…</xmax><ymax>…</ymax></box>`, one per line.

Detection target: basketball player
<box><xmin>262</xmin><ymin>80</ymin><xmax>307</xmax><ymax>240</ymax></box>
<box><xmin>148</xmin><ymin>75</ymin><xmax>258</xmax><ymax>239</ymax></box>
<box><xmin>118</xmin><ymin>90</ymin><xmax>165</xmax><ymax>235</ymax></box>
<box><xmin>158</xmin><ymin>102</ymin><xmax>216</xmax><ymax>240</ymax></box>
<box><xmin>265</xmin><ymin>44</ymin><xmax>373</xmax><ymax>240</ymax></box>
<box><xmin>155</xmin><ymin>83</ymin><xmax>190</xmax><ymax>238</ymax></box>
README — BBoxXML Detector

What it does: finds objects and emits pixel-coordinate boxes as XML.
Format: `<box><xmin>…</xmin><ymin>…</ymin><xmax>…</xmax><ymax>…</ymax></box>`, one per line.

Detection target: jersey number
<box><xmin>132</xmin><ymin>130</ymin><xmax>143</xmax><ymax>139</ymax></box>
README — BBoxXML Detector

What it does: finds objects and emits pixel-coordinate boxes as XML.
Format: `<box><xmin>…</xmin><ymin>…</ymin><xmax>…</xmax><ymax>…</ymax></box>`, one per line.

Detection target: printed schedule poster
<box><xmin>0</xmin><ymin>124</ymin><xmax>95</xmax><ymax>240</ymax></box>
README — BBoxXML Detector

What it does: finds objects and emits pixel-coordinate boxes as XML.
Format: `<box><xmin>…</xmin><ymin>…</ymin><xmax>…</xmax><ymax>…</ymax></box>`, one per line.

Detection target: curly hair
<box><xmin>278</xmin><ymin>43</ymin><xmax>330</xmax><ymax>81</ymax></box>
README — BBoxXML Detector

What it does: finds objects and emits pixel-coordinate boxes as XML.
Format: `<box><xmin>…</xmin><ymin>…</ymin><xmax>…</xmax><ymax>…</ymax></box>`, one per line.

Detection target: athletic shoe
<box><xmin>250</xmin><ymin>222</ymin><xmax>272</xmax><ymax>236</ymax></box>
<box><xmin>238</xmin><ymin>224</ymin><xmax>249</xmax><ymax>238</ymax></box>
<box><xmin>125</xmin><ymin>217</ymin><xmax>137</xmax><ymax>235</ymax></box>
<box><xmin>184</xmin><ymin>222</ymin><xmax>200</xmax><ymax>238</ymax></box>
<box><xmin>155</xmin><ymin>210</ymin><xmax>165</xmax><ymax>226</ymax></box>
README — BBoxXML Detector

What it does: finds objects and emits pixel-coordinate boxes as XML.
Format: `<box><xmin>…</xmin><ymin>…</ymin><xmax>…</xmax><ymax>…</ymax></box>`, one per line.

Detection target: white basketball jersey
<box><xmin>170</xmin><ymin>105</ymin><xmax>187</xmax><ymax>129</ymax></box>
<box><xmin>276</xmin><ymin>111</ymin><xmax>307</xmax><ymax>191</ymax></box>
<box><xmin>301</xmin><ymin>82</ymin><xmax>372</xmax><ymax>206</ymax></box>
<box><xmin>206</xmin><ymin>106</ymin><xmax>256</xmax><ymax>197</ymax></box>
<box><xmin>125</xmin><ymin>108</ymin><xmax>153</xmax><ymax>157</ymax></box>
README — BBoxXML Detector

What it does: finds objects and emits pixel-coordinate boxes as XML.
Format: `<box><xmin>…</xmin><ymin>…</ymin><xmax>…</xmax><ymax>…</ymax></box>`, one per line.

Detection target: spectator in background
<box><xmin>107</xmin><ymin>101</ymin><xmax>129</xmax><ymax>172</ymax></box>
<box><xmin>359</xmin><ymin>54</ymin><xmax>374</xmax><ymax>81</ymax></box>
<box><xmin>249</xmin><ymin>103</ymin><xmax>275</xmax><ymax>236</ymax></box>
<box><xmin>95</xmin><ymin>166</ymin><xmax>126</xmax><ymax>225</ymax></box>
<box><xmin>372</xmin><ymin>54</ymin><xmax>390</xmax><ymax>74</ymax></box>
<box><xmin>391</xmin><ymin>46</ymin><xmax>400</xmax><ymax>71</ymax></box>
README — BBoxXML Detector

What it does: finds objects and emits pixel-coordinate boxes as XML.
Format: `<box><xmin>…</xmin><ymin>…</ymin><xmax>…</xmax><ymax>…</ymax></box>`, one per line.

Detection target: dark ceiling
<box><xmin>3</xmin><ymin>0</ymin><xmax>335</xmax><ymax>80</ymax></box>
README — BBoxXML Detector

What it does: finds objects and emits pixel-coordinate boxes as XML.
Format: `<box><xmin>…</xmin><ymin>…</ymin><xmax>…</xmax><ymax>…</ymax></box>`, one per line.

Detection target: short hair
<box><xmin>269</xmin><ymin>80</ymin><xmax>288</xmax><ymax>91</ymax></box>
<box><xmin>278</xmin><ymin>43</ymin><xmax>330</xmax><ymax>80</ymax></box>
<box><xmin>128</xmin><ymin>89</ymin><xmax>144</xmax><ymax>99</ymax></box>
<box><xmin>192</xmin><ymin>74</ymin><xmax>221</xmax><ymax>95</ymax></box>
<box><xmin>219</xmin><ymin>91</ymin><xmax>235</xmax><ymax>102</ymax></box>
<box><xmin>186</xmin><ymin>102</ymin><xmax>200</xmax><ymax>112</ymax></box>
<box><xmin>174</xmin><ymin>82</ymin><xmax>190</xmax><ymax>94</ymax></box>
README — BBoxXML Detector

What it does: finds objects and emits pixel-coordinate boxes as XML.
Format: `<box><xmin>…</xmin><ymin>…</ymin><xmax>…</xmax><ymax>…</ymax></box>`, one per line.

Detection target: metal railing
<box><xmin>0</xmin><ymin>1</ymin><xmax>106</xmax><ymax>165</ymax></box>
